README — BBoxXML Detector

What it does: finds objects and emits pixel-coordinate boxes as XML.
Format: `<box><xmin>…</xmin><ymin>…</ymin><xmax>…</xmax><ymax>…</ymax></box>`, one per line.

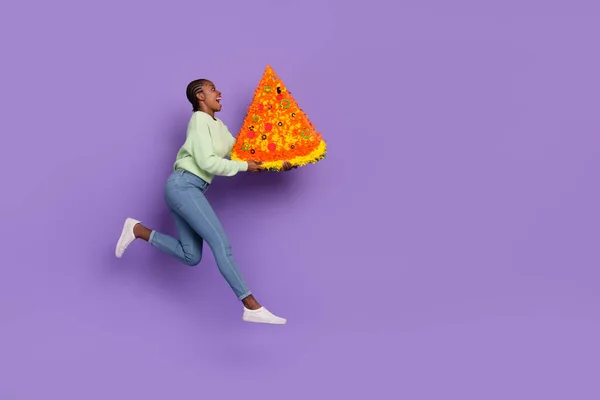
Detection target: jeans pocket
<box><xmin>164</xmin><ymin>180</ymin><xmax>187</xmax><ymax>210</ymax></box>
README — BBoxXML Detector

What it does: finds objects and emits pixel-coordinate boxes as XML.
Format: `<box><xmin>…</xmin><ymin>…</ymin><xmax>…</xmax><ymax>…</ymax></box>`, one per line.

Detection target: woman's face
<box><xmin>198</xmin><ymin>81</ymin><xmax>222</xmax><ymax>112</ymax></box>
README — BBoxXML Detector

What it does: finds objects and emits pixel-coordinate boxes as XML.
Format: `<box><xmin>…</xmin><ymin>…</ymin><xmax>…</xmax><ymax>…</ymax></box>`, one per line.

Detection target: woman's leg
<box><xmin>169</xmin><ymin>186</ymin><xmax>252</xmax><ymax>301</ymax></box>
<box><xmin>116</xmin><ymin>207</ymin><xmax>204</xmax><ymax>266</ymax></box>
<box><xmin>115</xmin><ymin>172</ymin><xmax>286</xmax><ymax>324</ymax></box>
<box><xmin>117</xmin><ymin>183</ymin><xmax>256</xmax><ymax>301</ymax></box>
<box><xmin>147</xmin><ymin>206</ymin><xmax>205</xmax><ymax>266</ymax></box>
<box><xmin>166</xmin><ymin>183</ymin><xmax>285</xmax><ymax>323</ymax></box>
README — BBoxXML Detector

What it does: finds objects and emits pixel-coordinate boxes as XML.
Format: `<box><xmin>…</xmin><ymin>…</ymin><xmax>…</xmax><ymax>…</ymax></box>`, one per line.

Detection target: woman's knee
<box><xmin>183</xmin><ymin>251</ymin><xmax>202</xmax><ymax>267</ymax></box>
<box><xmin>207</xmin><ymin>239</ymin><xmax>233</xmax><ymax>258</ymax></box>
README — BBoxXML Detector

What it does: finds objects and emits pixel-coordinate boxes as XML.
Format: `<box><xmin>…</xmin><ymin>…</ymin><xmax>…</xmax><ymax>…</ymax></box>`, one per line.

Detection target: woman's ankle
<box><xmin>242</xmin><ymin>295</ymin><xmax>261</xmax><ymax>310</ymax></box>
<box><xmin>133</xmin><ymin>223</ymin><xmax>152</xmax><ymax>241</ymax></box>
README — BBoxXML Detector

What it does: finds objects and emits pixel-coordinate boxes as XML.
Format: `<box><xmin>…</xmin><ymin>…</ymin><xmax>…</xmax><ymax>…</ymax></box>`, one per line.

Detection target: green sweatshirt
<box><xmin>173</xmin><ymin>111</ymin><xmax>249</xmax><ymax>183</ymax></box>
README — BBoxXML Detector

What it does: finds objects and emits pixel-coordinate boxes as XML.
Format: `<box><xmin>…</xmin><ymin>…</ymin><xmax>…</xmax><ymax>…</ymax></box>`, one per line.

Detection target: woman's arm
<box><xmin>189</xmin><ymin>115</ymin><xmax>249</xmax><ymax>176</ymax></box>
<box><xmin>225</xmin><ymin>125</ymin><xmax>237</xmax><ymax>158</ymax></box>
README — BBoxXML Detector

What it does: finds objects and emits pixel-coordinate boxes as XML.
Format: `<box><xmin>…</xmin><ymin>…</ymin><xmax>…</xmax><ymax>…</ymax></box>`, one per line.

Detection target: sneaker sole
<box><xmin>242</xmin><ymin>316</ymin><xmax>287</xmax><ymax>325</ymax></box>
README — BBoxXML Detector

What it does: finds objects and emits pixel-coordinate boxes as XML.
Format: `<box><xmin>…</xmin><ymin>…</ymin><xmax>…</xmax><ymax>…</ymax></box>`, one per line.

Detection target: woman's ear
<box><xmin>196</xmin><ymin>92</ymin><xmax>204</xmax><ymax>102</ymax></box>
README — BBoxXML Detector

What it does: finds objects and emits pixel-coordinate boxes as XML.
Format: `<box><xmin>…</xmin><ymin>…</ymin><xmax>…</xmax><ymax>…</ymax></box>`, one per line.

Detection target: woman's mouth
<box><xmin>216</xmin><ymin>97</ymin><xmax>222</xmax><ymax>103</ymax></box>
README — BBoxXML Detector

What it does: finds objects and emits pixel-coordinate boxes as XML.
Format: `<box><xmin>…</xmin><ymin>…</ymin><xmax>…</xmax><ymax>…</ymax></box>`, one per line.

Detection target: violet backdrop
<box><xmin>1</xmin><ymin>0</ymin><xmax>599</xmax><ymax>399</ymax></box>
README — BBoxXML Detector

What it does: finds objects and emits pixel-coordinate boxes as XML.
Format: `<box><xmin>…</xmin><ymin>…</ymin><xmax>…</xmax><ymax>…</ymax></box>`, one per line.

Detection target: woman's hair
<box><xmin>186</xmin><ymin>79</ymin><xmax>208</xmax><ymax>111</ymax></box>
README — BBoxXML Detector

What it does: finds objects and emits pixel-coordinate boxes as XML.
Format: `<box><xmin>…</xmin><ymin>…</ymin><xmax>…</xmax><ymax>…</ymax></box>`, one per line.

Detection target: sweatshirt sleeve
<box><xmin>189</xmin><ymin>115</ymin><xmax>248</xmax><ymax>176</ymax></box>
<box><xmin>225</xmin><ymin>124</ymin><xmax>237</xmax><ymax>158</ymax></box>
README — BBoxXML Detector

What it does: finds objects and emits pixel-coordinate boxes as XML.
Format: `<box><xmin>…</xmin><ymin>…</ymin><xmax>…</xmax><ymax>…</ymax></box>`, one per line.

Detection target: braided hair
<box><xmin>186</xmin><ymin>79</ymin><xmax>208</xmax><ymax>111</ymax></box>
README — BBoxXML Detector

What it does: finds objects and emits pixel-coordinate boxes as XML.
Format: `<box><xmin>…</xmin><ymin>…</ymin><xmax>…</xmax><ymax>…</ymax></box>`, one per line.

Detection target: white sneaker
<box><xmin>242</xmin><ymin>307</ymin><xmax>287</xmax><ymax>325</ymax></box>
<box><xmin>115</xmin><ymin>217</ymin><xmax>141</xmax><ymax>258</ymax></box>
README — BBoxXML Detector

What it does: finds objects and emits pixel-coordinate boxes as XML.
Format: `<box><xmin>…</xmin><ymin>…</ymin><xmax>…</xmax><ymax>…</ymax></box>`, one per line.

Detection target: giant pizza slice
<box><xmin>231</xmin><ymin>65</ymin><xmax>327</xmax><ymax>171</ymax></box>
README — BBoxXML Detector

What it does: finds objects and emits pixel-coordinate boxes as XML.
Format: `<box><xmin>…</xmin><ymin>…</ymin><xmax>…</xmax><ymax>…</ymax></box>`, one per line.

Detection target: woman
<box><xmin>115</xmin><ymin>78</ymin><xmax>289</xmax><ymax>325</ymax></box>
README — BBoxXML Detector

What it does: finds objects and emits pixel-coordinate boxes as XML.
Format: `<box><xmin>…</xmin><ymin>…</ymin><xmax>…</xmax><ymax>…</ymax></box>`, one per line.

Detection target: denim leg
<box><xmin>166</xmin><ymin>184</ymin><xmax>252</xmax><ymax>300</ymax></box>
<box><xmin>149</xmin><ymin>205</ymin><xmax>204</xmax><ymax>266</ymax></box>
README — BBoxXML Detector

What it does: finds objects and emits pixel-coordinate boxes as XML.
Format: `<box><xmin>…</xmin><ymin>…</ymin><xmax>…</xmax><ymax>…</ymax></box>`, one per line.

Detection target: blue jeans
<box><xmin>148</xmin><ymin>169</ymin><xmax>252</xmax><ymax>300</ymax></box>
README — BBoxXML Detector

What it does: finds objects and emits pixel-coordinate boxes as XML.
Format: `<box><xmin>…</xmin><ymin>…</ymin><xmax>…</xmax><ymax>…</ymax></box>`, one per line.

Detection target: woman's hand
<box><xmin>247</xmin><ymin>160</ymin><xmax>263</xmax><ymax>172</ymax></box>
<box><xmin>282</xmin><ymin>161</ymin><xmax>296</xmax><ymax>171</ymax></box>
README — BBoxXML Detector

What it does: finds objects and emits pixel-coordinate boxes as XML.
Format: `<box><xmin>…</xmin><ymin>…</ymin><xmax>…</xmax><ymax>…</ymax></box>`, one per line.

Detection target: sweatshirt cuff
<box><xmin>238</xmin><ymin>161</ymin><xmax>249</xmax><ymax>172</ymax></box>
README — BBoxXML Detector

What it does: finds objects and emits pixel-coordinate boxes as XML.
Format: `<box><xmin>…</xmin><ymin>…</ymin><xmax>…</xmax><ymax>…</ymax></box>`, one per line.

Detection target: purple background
<box><xmin>1</xmin><ymin>0</ymin><xmax>600</xmax><ymax>398</ymax></box>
